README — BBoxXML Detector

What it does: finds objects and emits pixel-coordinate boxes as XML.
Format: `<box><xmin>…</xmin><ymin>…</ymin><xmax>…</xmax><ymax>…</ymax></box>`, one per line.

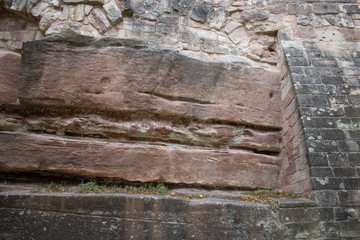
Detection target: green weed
<box><xmin>78</xmin><ymin>180</ymin><xmax>101</xmax><ymax>193</ymax></box>
<box><xmin>31</xmin><ymin>185</ymin><xmax>42</xmax><ymax>193</ymax></box>
<box><xmin>46</xmin><ymin>182</ymin><xmax>68</xmax><ymax>193</ymax></box>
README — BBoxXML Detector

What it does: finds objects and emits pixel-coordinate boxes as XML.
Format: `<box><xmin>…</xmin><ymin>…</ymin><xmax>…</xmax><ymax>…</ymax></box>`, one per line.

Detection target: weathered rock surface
<box><xmin>0</xmin><ymin>50</ymin><xmax>20</xmax><ymax>105</ymax></box>
<box><xmin>0</xmin><ymin>193</ymin><xmax>281</xmax><ymax>239</ymax></box>
<box><xmin>0</xmin><ymin>35</ymin><xmax>283</xmax><ymax>189</ymax></box>
<box><xmin>19</xmin><ymin>35</ymin><xmax>281</xmax><ymax>128</ymax></box>
<box><xmin>0</xmin><ymin>114</ymin><xmax>282</xmax><ymax>152</ymax></box>
<box><xmin>0</xmin><ymin>131</ymin><xmax>281</xmax><ymax>189</ymax></box>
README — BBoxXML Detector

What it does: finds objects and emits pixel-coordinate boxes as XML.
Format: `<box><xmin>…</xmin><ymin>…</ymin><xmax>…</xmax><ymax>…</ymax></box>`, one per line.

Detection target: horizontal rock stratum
<box><xmin>19</xmin><ymin>35</ymin><xmax>281</xmax><ymax>128</ymax></box>
<box><xmin>0</xmin><ymin>35</ymin><xmax>282</xmax><ymax>189</ymax></box>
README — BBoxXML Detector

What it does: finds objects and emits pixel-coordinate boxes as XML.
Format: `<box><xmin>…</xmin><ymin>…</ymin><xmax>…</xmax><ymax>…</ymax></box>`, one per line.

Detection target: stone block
<box><xmin>9</xmin><ymin>0</ymin><xmax>27</xmax><ymax>12</ymax></box>
<box><xmin>320</xmin><ymin>129</ymin><xmax>346</xmax><ymax>141</ymax></box>
<box><xmin>313</xmin><ymin>190</ymin><xmax>339</xmax><ymax>206</ymax></box>
<box><xmin>88</xmin><ymin>8</ymin><xmax>111</xmax><ymax>33</ymax></box>
<box><xmin>0</xmin><ymin>194</ymin><xmax>281</xmax><ymax>239</ymax></box>
<box><xmin>294</xmin><ymin>25</ymin><xmax>316</xmax><ymax>39</ymax></box>
<box><xmin>70</xmin><ymin>4</ymin><xmax>85</xmax><ymax>22</ymax></box>
<box><xmin>344</xmin><ymin>178</ymin><xmax>360</xmax><ymax>190</ymax></box>
<box><xmin>239</xmin><ymin>9</ymin><xmax>269</xmax><ymax>22</ymax></box>
<box><xmin>288</xmin><ymin>3</ymin><xmax>312</xmax><ymax>15</ymax></box>
<box><xmin>279</xmin><ymin>208</ymin><xmax>306</xmax><ymax>222</ymax></box>
<box><xmin>349</xmin><ymin>153</ymin><xmax>360</xmax><ymax>166</ymax></box>
<box><xmin>313</xmin><ymin>3</ymin><xmax>340</xmax><ymax>14</ymax></box>
<box><xmin>338</xmin><ymin>190</ymin><xmax>360</xmax><ymax>206</ymax></box>
<box><xmin>301</xmin><ymin>117</ymin><xmax>336</xmax><ymax>128</ymax></box>
<box><xmin>0</xmin><ymin>131</ymin><xmax>282</xmax><ymax>189</ymax></box>
<box><xmin>343</xmin><ymin>4</ymin><xmax>360</xmax><ymax>14</ymax></box>
<box><xmin>338</xmin><ymin>140</ymin><xmax>360</xmax><ymax>152</ymax></box>
<box><xmin>295</xmin><ymin>84</ymin><xmax>335</xmax><ymax>96</ymax></box>
<box><xmin>208</xmin><ymin>8</ymin><xmax>227</xmax><ymax>30</ymax></box>
<box><xmin>39</xmin><ymin>9</ymin><xmax>62</xmax><ymax>32</ymax></box>
<box><xmin>310</xmin><ymin>167</ymin><xmax>334</xmax><ymax>177</ymax></box>
<box><xmin>316</xmin><ymin>29</ymin><xmax>343</xmax><ymax>42</ymax></box>
<box><xmin>103</xmin><ymin>0</ymin><xmax>122</xmax><ymax>24</ymax></box>
<box><xmin>228</xmin><ymin>27</ymin><xmax>250</xmax><ymax>47</ymax></box>
<box><xmin>190</xmin><ymin>0</ymin><xmax>213</xmax><ymax>23</ymax></box>
<box><xmin>283</xmin><ymin>222</ymin><xmax>320</xmax><ymax>239</ymax></box>
<box><xmin>296</xmin><ymin>15</ymin><xmax>313</xmax><ymax>26</ymax></box>
<box><xmin>172</xmin><ymin>0</ymin><xmax>193</xmax><ymax>16</ymax></box>
<box><xmin>328</xmin><ymin>153</ymin><xmax>349</xmax><ymax>167</ymax></box>
<box><xmin>306</xmin><ymin>207</ymin><xmax>334</xmax><ymax>221</ymax></box>
<box><xmin>334</xmin><ymin>167</ymin><xmax>357</xmax><ymax>177</ymax></box>
<box><xmin>320</xmin><ymin>221</ymin><xmax>340</xmax><ymax>238</ymax></box>
<box><xmin>311</xmin><ymin>177</ymin><xmax>343</xmax><ymax>190</ymax></box>
<box><xmin>0</xmin><ymin>50</ymin><xmax>21</xmax><ymax>105</ymax></box>
<box><xmin>308</xmin><ymin>153</ymin><xmax>329</xmax><ymax>167</ymax></box>
<box><xmin>224</xmin><ymin>21</ymin><xmax>241</xmax><ymax>34</ymax></box>
<box><xmin>340</xmin><ymin>222</ymin><xmax>360</xmax><ymax>237</ymax></box>
<box><xmin>335</xmin><ymin>207</ymin><xmax>360</xmax><ymax>221</ymax></box>
<box><xmin>286</xmin><ymin>57</ymin><xmax>310</xmax><ymax>66</ymax></box>
<box><xmin>63</xmin><ymin>0</ymin><xmax>104</xmax><ymax>4</ymax></box>
<box><xmin>335</xmin><ymin>13</ymin><xmax>354</xmax><ymax>28</ymax></box>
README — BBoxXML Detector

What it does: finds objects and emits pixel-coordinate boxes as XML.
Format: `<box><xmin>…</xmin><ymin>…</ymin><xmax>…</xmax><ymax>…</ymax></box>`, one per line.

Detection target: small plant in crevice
<box><xmin>183</xmin><ymin>193</ymin><xmax>203</xmax><ymax>201</ymax></box>
<box><xmin>78</xmin><ymin>179</ymin><xmax>101</xmax><ymax>193</ymax></box>
<box><xmin>31</xmin><ymin>185</ymin><xmax>42</xmax><ymax>193</ymax></box>
<box><xmin>240</xmin><ymin>190</ymin><xmax>300</xmax><ymax>209</ymax></box>
<box><xmin>46</xmin><ymin>181</ymin><xmax>68</xmax><ymax>193</ymax></box>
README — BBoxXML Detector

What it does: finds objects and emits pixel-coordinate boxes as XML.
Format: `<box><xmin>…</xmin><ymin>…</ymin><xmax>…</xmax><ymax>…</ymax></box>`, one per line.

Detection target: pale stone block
<box><xmin>103</xmin><ymin>0</ymin><xmax>122</xmax><ymax>24</ymax></box>
<box><xmin>224</xmin><ymin>21</ymin><xmax>241</xmax><ymax>34</ymax></box>
<box><xmin>84</xmin><ymin>5</ymin><xmax>93</xmax><ymax>15</ymax></box>
<box><xmin>70</xmin><ymin>4</ymin><xmax>85</xmax><ymax>22</ymax></box>
<box><xmin>39</xmin><ymin>9</ymin><xmax>62</xmax><ymax>31</ymax></box>
<box><xmin>63</xmin><ymin>0</ymin><xmax>104</xmax><ymax>4</ymax></box>
<box><xmin>9</xmin><ymin>0</ymin><xmax>27</xmax><ymax>12</ymax></box>
<box><xmin>30</xmin><ymin>1</ymin><xmax>50</xmax><ymax>17</ymax></box>
<box><xmin>88</xmin><ymin>8</ymin><xmax>111</xmax><ymax>33</ymax></box>
<box><xmin>229</xmin><ymin>27</ymin><xmax>246</xmax><ymax>45</ymax></box>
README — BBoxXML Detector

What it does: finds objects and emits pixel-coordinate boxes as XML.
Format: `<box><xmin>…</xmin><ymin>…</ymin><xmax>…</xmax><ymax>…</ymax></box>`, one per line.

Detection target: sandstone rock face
<box><xmin>0</xmin><ymin>35</ymin><xmax>282</xmax><ymax>189</ymax></box>
<box><xmin>0</xmin><ymin>131</ymin><xmax>280</xmax><ymax>188</ymax></box>
<box><xmin>19</xmin><ymin>35</ymin><xmax>281</xmax><ymax>128</ymax></box>
<box><xmin>0</xmin><ymin>50</ymin><xmax>20</xmax><ymax>105</ymax></box>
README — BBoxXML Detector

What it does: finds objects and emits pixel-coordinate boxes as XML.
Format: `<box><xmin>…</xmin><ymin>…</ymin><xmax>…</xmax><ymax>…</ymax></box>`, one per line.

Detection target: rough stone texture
<box><xmin>63</xmin><ymin>0</ymin><xmax>104</xmax><ymax>4</ymax></box>
<box><xmin>0</xmin><ymin>130</ymin><xmax>281</xmax><ymax>189</ymax></box>
<box><xmin>19</xmin><ymin>35</ymin><xmax>281</xmax><ymax>129</ymax></box>
<box><xmin>0</xmin><ymin>49</ymin><xmax>20</xmax><ymax>105</ymax></box>
<box><xmin>0</xmin><ymin>35</ymin><xmax>283</xmax><ymax>190</ymax></box>
<box><xmin>0</xmin><ymin>193</ymin><xmax>281</xmax><ymax>240</ymax></box>
<box><xmin>103</xmin><ymin>0</ymin><xmax>122</xmax><ymax>24</ymax></box>
<box><xmin>0</xmin><ymin>114</ymin><xmax>282</xmax><ymax>152</ymax></box>
<box><xmin>88</xmin><ymin>8</ymin><xmax>111</xmax><ymax>33</ymax></box>
<box><xmin>1</xmin><ymin>0</ymin><xmax>360</xmax><ymax>238</ymax></box>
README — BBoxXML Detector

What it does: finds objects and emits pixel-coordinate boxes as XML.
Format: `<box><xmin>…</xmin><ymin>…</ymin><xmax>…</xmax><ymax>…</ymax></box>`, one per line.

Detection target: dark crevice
<box><xmin>228</xmin><ymin>146</ymin><xmax>280</xmax><ymax>156</ymax></box>
<box><xmin>0</xmin><ymin>171</ymin><xmax>259</xmax><ymax>191</ymax></box>
<box><xmin>137</xmin><ymin>91</ymin><xmax>213</xmax><ymax>105</ymax></box>
<box><xmin>0</xmin><ymin>103</ymin><xmax>282</xmax><ymax>131</ymax></box>
<box><xmin>25</xmin><ymin>129</ymin><xmax>280</xmax><ymax>157</ymax></box>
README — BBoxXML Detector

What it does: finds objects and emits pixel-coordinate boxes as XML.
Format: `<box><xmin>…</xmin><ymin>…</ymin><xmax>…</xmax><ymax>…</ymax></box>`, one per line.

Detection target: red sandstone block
<box><xmin>282</xmin><ymin>97</ymin><xmax>298</xmax><ymax>121</ymax></box>
<box><xmin>282</xmin><ymin>85</ymin><xmax>296</xmax><ymax>110</ymax></box>
<box><xmin>283</xmin><ymin>161</ymin><xmax>297</xmax><ymax>177</ymax></box>
<box><xmin>340</xmin><ymin>29</ymin><xmax>360</xmax><ymax>41</ymax></box>
<box><xmin>288</xmin><ymin>109</ymin><xmax>301</xmax><ymax>128</ymax></box>
<box><xmin>0</xmin><ymin>49</ymin><xmax>20</xmax><ymax>105</ymax></box>
<box><xmin>10</xmin><ymin>30</ymin><xmax>38</xmax><ymax>42</ymax></box>
<box><xmin>294</xmin><ymin>26</ymin><xmax>316</xmax><ymax>39</ymax></box>
<box><xmin>0</xmin><ymin>131</ymin><xmax>282</xmax><ymax>189</ymax></box>
<box><xmin>295</xmin><ymin>155</ymin><xmax>310</xmax><ymax>171</ymax></box>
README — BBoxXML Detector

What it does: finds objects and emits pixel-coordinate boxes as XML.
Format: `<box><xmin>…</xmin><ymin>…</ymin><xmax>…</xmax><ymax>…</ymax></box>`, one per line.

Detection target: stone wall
<box><xmin>0</xmin><ymin>0</ymin><xmax>359</xmax><ymax>189</ymax></box>
<box><xmin>1</xmin><ymin>0</ymin><xmax>360</xmax><ymax>239</ymax></box>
